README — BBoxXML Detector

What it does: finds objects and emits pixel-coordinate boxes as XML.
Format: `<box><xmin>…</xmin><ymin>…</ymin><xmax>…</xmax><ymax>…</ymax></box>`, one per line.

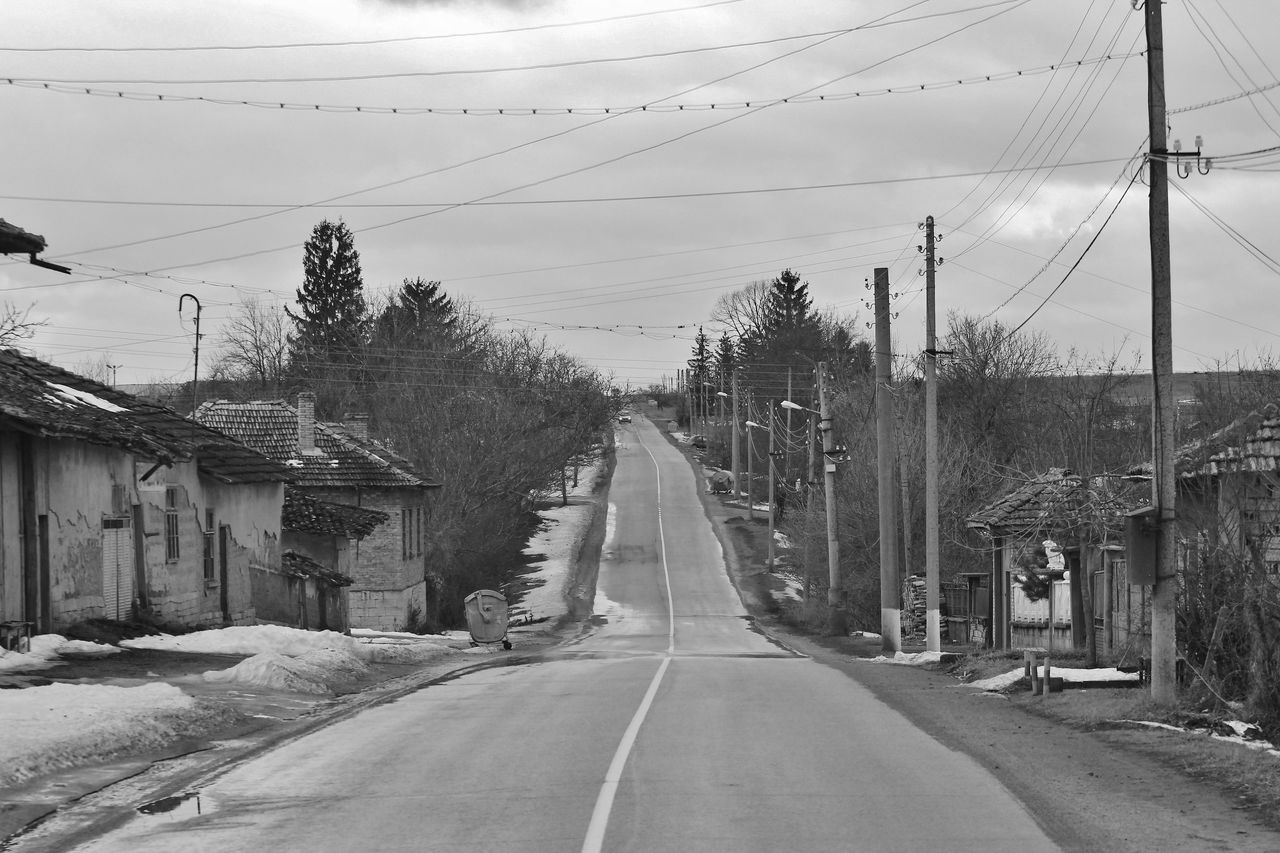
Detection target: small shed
<box><xmin>966</xmin><ymin>469</ymin><xmax>1138</xmax><ymax>651</ymax></box>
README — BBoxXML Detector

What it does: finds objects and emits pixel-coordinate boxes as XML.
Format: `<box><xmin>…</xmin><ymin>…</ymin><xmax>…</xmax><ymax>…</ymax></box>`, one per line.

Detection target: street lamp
<box><xmin>716</xmin><ymin>390</ymin><xmax>732</xmax><ymax>479</ymax></box>
<box><xmin>784</xmin><ymin>365</ymin><xmax>847</xmax><ymax>636</ymax></box>
<box><xmin>747</xmin><ymin>410</ymin><xmax>779</xmax><ymax>570</ymax></box>
<box><xmin>781</xmin><ymin>400</ymin><xmax>818</xmax><ymax>496</ymax></box>
<box><xmin>744</xmin><ymin>419</ymin><xmax>762</xmax><ymax>523</ymax></box>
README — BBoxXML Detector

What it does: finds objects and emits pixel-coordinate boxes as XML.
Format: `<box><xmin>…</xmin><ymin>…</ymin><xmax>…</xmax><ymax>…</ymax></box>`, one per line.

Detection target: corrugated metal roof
<box><xmin>0</xmin><ymin>349</ymin><xmax>292</xmax><ymax>484</ymax></box>
<box><xmin>197</xmin><ymin>398</ymin><xmax>439</xmax><ymax>489</ymax></box>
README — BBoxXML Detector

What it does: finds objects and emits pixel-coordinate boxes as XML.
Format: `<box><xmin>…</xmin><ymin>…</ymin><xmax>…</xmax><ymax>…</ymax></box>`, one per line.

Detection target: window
<box><xmin>402</xmin><ymin>506</ymin><xmax>424</xmax><ymax>560</ymax></box>
<box><xmin>401</xmin><ymin>508</ymin><xmax>409</xmax><ymax>559</ymax></box>
<box><xmin>164</xmin><ymin>486</ymin><xmax>180</xmax><ymax>562</ymax></box>
<box><xmin>203</xmin><ymin>509</ymin><xmax>215</xmax><ymax>582</ymax></box>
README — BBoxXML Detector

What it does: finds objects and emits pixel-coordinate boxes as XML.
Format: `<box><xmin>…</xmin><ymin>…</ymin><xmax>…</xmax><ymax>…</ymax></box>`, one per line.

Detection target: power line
<box><xmin>5</xmin><ymin>156</ymin><xmax>1136</xmax><ymax>216</ymax></box>
<box><xmin>17</xmin><ymin>27</ymin><xmax>862</xmax><ymax>85</ymax></box>
<box><xmin>995</xmin><ymin>164</ymin><xmax>1143</xmax><ymax>343</ymax></box>
<box><xmin>36</xmin><ymin>0</ymin><xmax>865</xmax><ymax>263</ymax></box>
<box><xmin>0</xmin><ymin>51</ymin><xmax>1143</xmax><ymax>117</ymax></box>
<box><xmin>0</xmin><ymin>1</ymin><xmax>749</xmax><ymax>53</ymax></box>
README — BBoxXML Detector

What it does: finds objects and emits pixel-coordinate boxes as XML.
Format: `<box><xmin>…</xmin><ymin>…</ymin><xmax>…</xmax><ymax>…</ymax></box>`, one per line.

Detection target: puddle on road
<box><xmin>136</xmin><ymin>791</ymin><xmax>209</xmax><ymax>821</ymax></box>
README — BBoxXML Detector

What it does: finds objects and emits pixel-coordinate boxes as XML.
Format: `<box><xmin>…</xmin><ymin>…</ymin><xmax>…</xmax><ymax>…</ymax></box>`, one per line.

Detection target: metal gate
<box><xmin>102</xmin><ymin>517</ymin><xmax>135</xmax><ymax>620</ymax></box>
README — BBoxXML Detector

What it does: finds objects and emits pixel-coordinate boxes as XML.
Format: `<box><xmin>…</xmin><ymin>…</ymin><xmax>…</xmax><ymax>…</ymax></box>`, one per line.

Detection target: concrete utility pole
<box><xmin>923</xmin><ymin>215</ymin><xmax>942</xmax><ymax>652</ymax></box>
<box><xmin>873</xmin><ymin>268</ymin><xmax>902</xmax><ymax>653</ymax></box>
<box><xmin>817</xmin><ymin>363</ymin><xmax>847</xmax><ymax>636</ymax></box>
<box><xmin>1144</xmin><ymin>0</ymin><xmax>1177</xmax><ymax>705</ymax></box>
<box><xmin>730</xmin><ymin>371</ymin><xmax>741</xmax><ymax>501</ymax></box>
<box><xmin>767</xmin><ymin>402</ymin><xmax>777</xmax><ymax>570</ymax></box>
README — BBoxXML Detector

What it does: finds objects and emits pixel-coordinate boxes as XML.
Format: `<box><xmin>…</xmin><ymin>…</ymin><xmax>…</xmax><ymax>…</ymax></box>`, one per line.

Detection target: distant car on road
<box><xmin>690</xmin><ymin>434</ymin><xmax>707</xmax><ymax>449</ymax></box>
<box><xmin>618</xmin><ymin>413</ymin><xmax>632</xmax><ymax>423</ymax></box>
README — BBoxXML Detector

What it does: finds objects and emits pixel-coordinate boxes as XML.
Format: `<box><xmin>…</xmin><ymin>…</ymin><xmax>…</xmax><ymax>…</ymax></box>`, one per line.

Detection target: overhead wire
<box><xmin>19</xmin><ymin>27</ymin><xmax>869</xmax><ymax>85</ymax></box>
<box><xmin>0</xmin><ymin>51</ymin><xmax>1143</xmax><ymax>117</ymax></box>
<box><xmin>40</xmin><ymin>0</ymin><xmax>880</xmax><ymax>266</ymax></box>
<box><xmin>1169</xmin><ymin>179</ymin><xmax>1280</xmax><ymax>275</ymax></box>
<box><xmin>991</xmin><ymin>164</ymin><xmax>1143</xmax><ymax>344</ymax></box>
<box><xmin>25</xmin><ymin>0</ymin><xmax>1030</xmax><ymax>304</ymax></box>
<box><xmin>2</xmin><ymin>156</ymin><xmax>1137</xmax><ymax>214</ymax></box>
<box><xmin>0</xmin><ymin>1</ymin><xmax>750</xmax><ymax>53</ymax></box>
<box><xmin>948</xmin><ymin>5</ymin><xmax>1140</xmax><ymax>261</ymax></box>
<box><xmin>1183</xmin><ymin>0</ymin><xmax>1280</xmax><ymax>140</ymax></box>
<box><xmin>938</xmin><ymin>0</ymin><xmax>1115</xmax><ymax>232</ymax></box>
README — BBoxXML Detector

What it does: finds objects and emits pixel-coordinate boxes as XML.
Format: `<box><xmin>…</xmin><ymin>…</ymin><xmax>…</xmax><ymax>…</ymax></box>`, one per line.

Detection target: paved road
<box><xmin>55</xmin><ymin>416</ymin><xmax>1059</xmax><ymax>852</ymax></box>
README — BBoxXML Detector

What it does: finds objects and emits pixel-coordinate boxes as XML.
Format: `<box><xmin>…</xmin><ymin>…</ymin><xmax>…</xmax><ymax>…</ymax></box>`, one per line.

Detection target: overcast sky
<box><xmin>3</xmin><ymin>0</ymin><xmax>1279</xmax><ymax>391</ymax></box>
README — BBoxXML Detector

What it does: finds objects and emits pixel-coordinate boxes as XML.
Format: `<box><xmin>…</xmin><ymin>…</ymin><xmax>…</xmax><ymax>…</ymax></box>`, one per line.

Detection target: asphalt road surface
<box><xmin>54</xmin><ymin>415</ymin><xmax>1061</xmax><ymax>852</ymax></box>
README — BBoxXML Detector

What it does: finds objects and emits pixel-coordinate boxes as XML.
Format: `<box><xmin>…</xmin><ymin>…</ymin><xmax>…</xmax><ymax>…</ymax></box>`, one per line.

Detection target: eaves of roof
<box><xmin>282</xmin><ymin>488</ymin><xmax>388</xmax><ymax>539</ymax></box>
<box><xmin>0</xmin><ymin>349</ymin><xmax>292</xmax><ymax>484</ymax></box>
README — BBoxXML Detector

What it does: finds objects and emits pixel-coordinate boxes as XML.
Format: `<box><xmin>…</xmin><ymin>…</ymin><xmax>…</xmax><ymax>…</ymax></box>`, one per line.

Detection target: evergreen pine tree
<box><xmin>288</xmin><ymin>219</ymin><xmax>368</xmax><ymax>377</ymax></box>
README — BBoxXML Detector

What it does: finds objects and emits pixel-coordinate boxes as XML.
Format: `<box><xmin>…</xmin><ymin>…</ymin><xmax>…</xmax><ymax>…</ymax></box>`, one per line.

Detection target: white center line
<box><xmin>580</xmin><ymin>420</ymin><xmax>676</xmax><ymax>853</ymax></box>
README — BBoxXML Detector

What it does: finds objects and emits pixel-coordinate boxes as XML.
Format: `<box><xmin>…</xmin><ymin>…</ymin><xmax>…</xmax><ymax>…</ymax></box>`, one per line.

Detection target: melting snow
<box><xmin>43</xmin><ymin>381</ymin><xmax>127</xmax><ymax>412</ymax></box>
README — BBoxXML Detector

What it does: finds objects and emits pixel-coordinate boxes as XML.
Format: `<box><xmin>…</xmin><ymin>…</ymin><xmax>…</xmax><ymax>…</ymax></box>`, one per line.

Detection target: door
<box><xmin>102</xmin><ymin>517</ymin><xmax>134</xmax><ymax>620</ymax></box>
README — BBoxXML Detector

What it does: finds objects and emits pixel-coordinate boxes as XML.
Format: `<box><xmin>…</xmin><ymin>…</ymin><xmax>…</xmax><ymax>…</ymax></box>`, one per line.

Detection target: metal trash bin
<box><xmin>463</xmin><ymin>589</ymin><xmax>512</xmax><ymax>650</ymax></box>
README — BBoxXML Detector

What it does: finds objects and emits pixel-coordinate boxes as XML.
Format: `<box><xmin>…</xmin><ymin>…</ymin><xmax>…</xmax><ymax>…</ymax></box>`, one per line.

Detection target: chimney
<box><xmin>343</xmin><ymin>412</ymin><xmax>370</xmax><ymax>442</ymax></box>
<box><xmin>297</xmin><ymin>392</ymin><xmax>320</xmax><ymax>456</ymax></box>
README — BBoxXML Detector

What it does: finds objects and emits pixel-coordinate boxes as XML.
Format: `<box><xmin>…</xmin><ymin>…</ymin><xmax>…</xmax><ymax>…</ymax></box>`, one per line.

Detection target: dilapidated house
<box><xmin>276</xmin><ymin>488</ymin><xmax>388</xmax><ymax>631</ymax></box>
<box><xmin>198</xmin><ymin>393</ymin><xmax>440</xmax><ymax>631</ymax></box>
<box><xmin>0</xmin><ymin>349</ymin><xmax>292</xmax><ymax>636</ymax></box>
<box><xmin>967</xmin><ymin>468</ymin><xmax>1141</xmax><ymax>653</ymax></box>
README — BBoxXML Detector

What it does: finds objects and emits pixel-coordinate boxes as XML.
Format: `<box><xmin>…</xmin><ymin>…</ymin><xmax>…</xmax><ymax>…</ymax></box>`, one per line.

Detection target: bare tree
<box><xmin>709</xmin><ymin>280</ymin><xmax>770</xmax><ymax>341</ymax></box>
<box><xmin>0</xmin><ymin>301</ymin><xmax>44</xmax><ymax>347</ymax></box>
<box><xmin>211</xmin><ymin>298</ymin><xmax>289</xmax><ymax>395</ymax></box>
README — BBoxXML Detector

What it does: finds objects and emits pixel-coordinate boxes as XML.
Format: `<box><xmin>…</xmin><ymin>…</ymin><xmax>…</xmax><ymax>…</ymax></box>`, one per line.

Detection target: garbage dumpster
<box><xmin>463</xmin><ymin>589</ymin><xmax>512</xmax><ymax>650</ymax></box>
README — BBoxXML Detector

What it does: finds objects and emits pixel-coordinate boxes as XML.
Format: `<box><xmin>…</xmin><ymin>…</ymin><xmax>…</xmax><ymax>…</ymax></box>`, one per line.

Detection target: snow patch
<box><xmin>43</xmin><ymin>381</ymin><xmax>127</xmax><ymax>412</ymax></box>
<box><xmin>122</xmin><ymin>625</ymin><xmax>365</xmax><ymax>658</ymax></box>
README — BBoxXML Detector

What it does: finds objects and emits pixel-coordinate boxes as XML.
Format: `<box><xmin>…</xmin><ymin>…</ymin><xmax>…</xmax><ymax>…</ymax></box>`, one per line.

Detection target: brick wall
<box><xmin>348</xmin><ymin>579</ymin><xmax>427</xmax><ymax>631</ymax></box>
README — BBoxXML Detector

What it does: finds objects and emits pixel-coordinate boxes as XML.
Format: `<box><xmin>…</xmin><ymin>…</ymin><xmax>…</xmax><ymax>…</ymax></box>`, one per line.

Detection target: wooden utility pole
<box><xmin>817</xmin><ymin>363</ymin><xmax>847</xmax><ymax>636</ymax></box>
<box><xmin>923</xmin><ymin>215</ymin><xmax>942</xmax><ymax>652</ymax></box>
<box><xmin>1144</xmin><ymin>0</ymin><xmax>1177</xmax><ymax>704</ymax></box>
<box><xmin>874</xmin><ymin>268</ymin><xmax>902</xmax><ymax>652</ymax></box>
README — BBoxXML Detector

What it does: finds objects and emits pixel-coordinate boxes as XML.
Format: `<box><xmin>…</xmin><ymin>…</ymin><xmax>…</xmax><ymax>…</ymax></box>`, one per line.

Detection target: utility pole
<box><xmin>767</xmin><ymin>402</ymin><xmax>777</xmax><ymax>570</ymax></box>
<box><xmin>874</xmin><ymin>268</ymin><xmax>902</xmax><ymax>653</ymax></box>
<box><xmin>923</xmin><ymin>215</ymin><xmax>942</xmax><ymax>652</ymax></box>
<box><xmin>817</xmin><ymin>364</ymin><xmax>846</xmax><ymax>636</ymax></box>
<box><xmin>1144</xmin><ymin>0</ymin><xmax>1177</xmax><ymax>705</ymax></box>
<box><xmin>785</xmin><ymin>367</ymin><xmax>793</xmax><ymax>485</ymax></box>
<box><xmin>179</xmin><ymin>293</ymin><xmax>202</xmax><ymax>419</ymax></box>
<box><xmin>746</xmin><ymin>395</ymin><xmax>756</xmax><ymax>522</ymax></box>
<box><xmin>106</xmin><ymin>363</ymin><xmax>119</xmax><ymax>388</ymax></box>
<box><xmin>731</xmin><ymin>371</ymin><xmax>741</xmax><ymax>502</ymax></box>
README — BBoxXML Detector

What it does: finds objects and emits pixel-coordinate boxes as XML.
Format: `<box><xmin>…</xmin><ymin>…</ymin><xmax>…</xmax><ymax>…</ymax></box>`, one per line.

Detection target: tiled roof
<box><xmin>282</xmin><ymin>488</ymin><xmax>388</xmax><ymax>538</ymax></box>
<box><xmin>1129</xmin><ymin>404</ymin><xmax>1280</xmax><ymax>479</ymax></box>
<box><xmin>966</xmin><ymin>469</ymin><xmax>1141</xmax><ymax>538</ymax></box>
<box><xmin>197</xmin><ymin>398</ymin><xmax>439</xmax><ymax>489</ymax></box>
<box><xmin>281</xmin><ymin>550</ymin><xmax>353</xmax><ymax>587</ymax></box>
<box><xmin>0</xmin><ymin>349</ymin><xmax>293</xmax><ymax>484</ymax></box>
<box><xmin>967</xmin><ymin>469</ymin><xmax>1084</xmax><ymax>535</ymax></box>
